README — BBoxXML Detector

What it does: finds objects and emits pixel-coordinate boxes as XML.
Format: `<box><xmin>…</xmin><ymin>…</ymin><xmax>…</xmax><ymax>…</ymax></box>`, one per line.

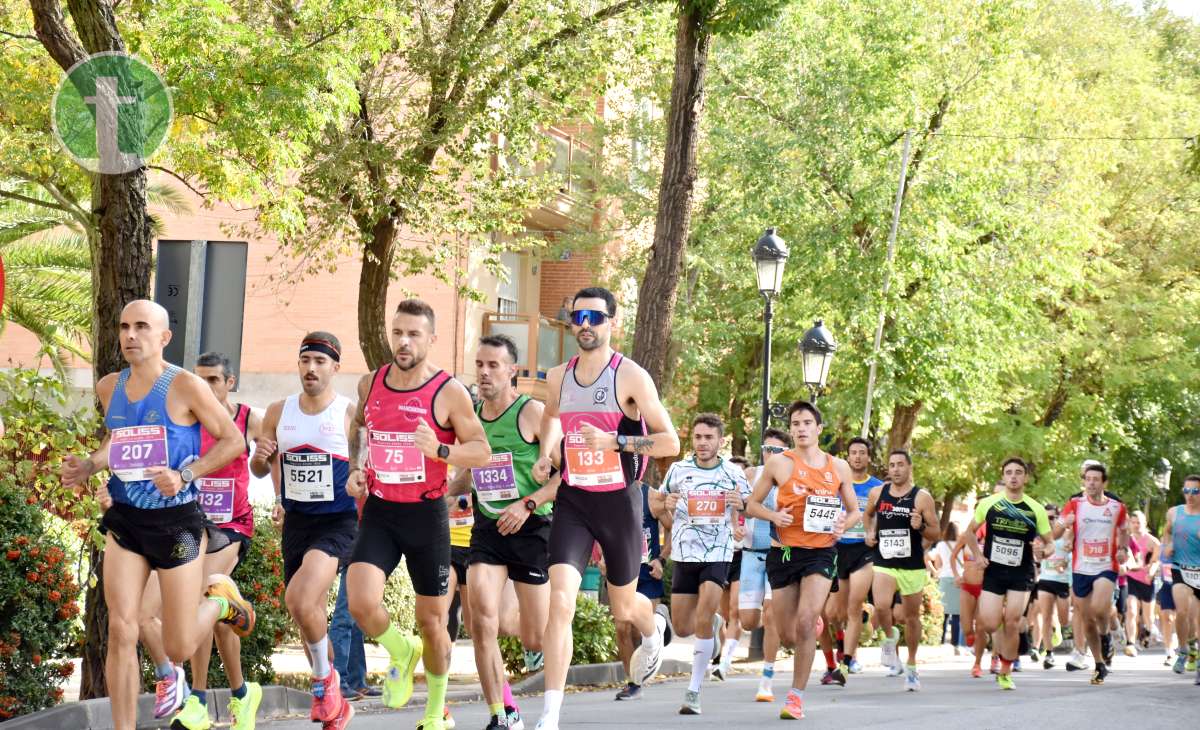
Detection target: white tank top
<box><xmin>277</xmin><ymin>393</ymin><xmax>354</xmax><ymax>513</ymax></box>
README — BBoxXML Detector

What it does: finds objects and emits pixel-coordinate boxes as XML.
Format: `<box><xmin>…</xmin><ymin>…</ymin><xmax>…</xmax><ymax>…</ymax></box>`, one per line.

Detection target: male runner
<box><xmin>823</xmin><ymin>437</ymin><xmax>882</xmax><ymax>682</ymax></box>
<box><xmin>738</xmin><ymin>429</ymin><xmax>790</xmax><ymax>702</ymax></box>
<box><xmin>745</xmin><ymin>401</ymin><xmax>859</xmax><ymax>720</ymax></box>
<box><xmin>1161</xmin><ymin>474</ymin><xmax>1200</xmax><ymax>682</ymax></box>
<box><xmin>964</xmin><ymin>458</ymin><xmax>1053</xmax><ymax>691</ymax></box>
<box><xmin>1035</xmin><ymin>503</ymin><xmax>1072</xmax><ymax>669</ymax></box>
<box><xmin>1054</xmin><ymin>462</ymin><xmax>1128</xmax><ymax>685</ymax></box>
<box><xmin>452</xmin><ymin>334</ymin><xmax>558</xmax><ymax>729</ymax></box>
<box><xmin>863</xmin><ymin>450</ymin><xmax>940</xmax><ymax>691</ymax></box>
<box><xmin>60</xmin><ymin>300</ymin><xmax>254</xmax><ymax>730</ymax></box>
<box><xmin>649</xmin><ymin>413</ymin><xmax>750</xmax><ymax>714</ymax></box>
<box><xmin>346</xmin><ymin>299</ymin><xmax>492</xmax><ymax>730</ymax></box>
<box><xmin>139</xmin><ymin>352</ymin><xmax>266</xmax><ymax>729</ymax></box>
<box><xmin>613</xmin><ymin>482</ymin><xmax>671</xmax><ymax>701</ymax></box>
<box><xmin>532</xmin><ymin>287</ymin><xmax>680</xmax><ymax>730</ymax></box>
<box><xmin>254</xmin><ymin>332</ymin><xmax>357</xmax><ymax>728</ymax></box>
<box><xmin>714</xmin><ymin>454</ymin><xmax>750</xmax><ymax>682</ymax></box>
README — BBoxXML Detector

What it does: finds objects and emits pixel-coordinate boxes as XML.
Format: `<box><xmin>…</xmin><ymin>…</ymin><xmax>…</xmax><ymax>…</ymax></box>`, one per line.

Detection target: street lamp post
<box><xmin>799</xmin><ymin>319</ymin><xmax>837</xmax><ymax>401</ymax></box>
<box><xmin>753</xmin><ymin>228</ymin><xmax>789</xmax><ymax>441</ymax></box>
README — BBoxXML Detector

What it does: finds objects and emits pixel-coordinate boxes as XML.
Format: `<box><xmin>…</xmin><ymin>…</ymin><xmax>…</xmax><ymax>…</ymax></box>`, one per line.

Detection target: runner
<box><xmin>824</xmin><ymin>437</ymin><xmax>882</xmax><ymax>683</ymax></box>
<box><xmin>532</xmin><ymin>287</ymin><xmax>680</xmax><ymax>730</ymax></box>
<box><xmin>60</xmin><ymin>300</ymin><xmax>255</xmax><ymax>730</ymax></box>
<box><xmin>951</xmin><ymin>524</ymin><xmax>988</xmax><ymax>676</ymax></box>
<box><xmin>613</xmin><ymin>480</ymin><xmax>670</xmax><ymax>701</ymax></box>
<box><xmin>738</xmin><ymin>429</ymin><xmax>790</xmax><ymax>702</ymax></box>
<box><xmin>863</xmin><ymin>449</ymin><xmax>940</xmax><ymax>691</ymax></box>
<box><xmin>138</xmin><ymin>352</ymin><xmax>266</xmax><ymax>729</ymax></box>
<box><xmin>1124</xmin><ymin>510</ymin><xmax>1160</xmax><ymax>656</ymax></box>
<box><xmin>1159</xmin><ymin>550</ymin><xmax>1179</xmax><ymax>668</ymax></box>
<box><xmin>745</xmin><ymin>400</ymin><xmax>860</xmax><ymax>720</ymax></box>
<box><xmin>648</xmin><ymin>413</ymin><xmax>750</xmax><ymax>714</ymax></box>
<box><xmin>1035</xmin><ymin>502</ymin><xmax>1072</xmax><ymax>669</ymax></box>
<box><xmin>253</xmin><ymin>332</ymin><xmax>357</xmax><ymax>728</ymax></box>
<box><xmin>452</xmin><ymin>334</ymin><xmax>559</xmax><ymax>729</ymax></box>
<box><xmin>1161</xmin><ymin>474</ymin><xmax>1200</xmax><ymax>682</ymax></box>
<box><xmin>714</xmin><ymin>454</ymin><xmax>751</xmax><ymax>682</ymax></box>
<box><xmin>345</xmin><ymin>299</ymin><xmax>492</xmax><ymax>730</ymax></box>
<box><xmin>1054</xmin><ymin>462</ymin><xmax>1128</xmax><ymax>685</ymax></box>
<box><xmin>963</xmin><ymin>458</ymin><xmax>1053</xmax><ymax>691</ymax></box>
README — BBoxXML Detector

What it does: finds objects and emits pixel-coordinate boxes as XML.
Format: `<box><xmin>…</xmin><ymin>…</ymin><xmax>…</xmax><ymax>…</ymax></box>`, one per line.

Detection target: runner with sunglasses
<box><xmin>532</xmin><ymin>287</ymin><xmax>680</xmax><ymax>730</ymax></box>
<box><xmin>1161</xmin><ymin>474</ymin><xmax>1200</xmax><ymax>683</ymax></box>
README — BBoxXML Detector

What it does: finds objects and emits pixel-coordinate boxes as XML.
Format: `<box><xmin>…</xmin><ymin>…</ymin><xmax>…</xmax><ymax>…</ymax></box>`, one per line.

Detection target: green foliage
<box><xmin>856</xmin><ymin>580</ymin><xmax>944</xmax><ymax>648</ymax></box>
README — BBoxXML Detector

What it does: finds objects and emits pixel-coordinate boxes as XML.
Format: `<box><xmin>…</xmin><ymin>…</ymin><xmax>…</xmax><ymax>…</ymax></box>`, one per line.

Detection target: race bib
<box><xmin>687</xmin><ymin>489</ymin><xmax>726</xmax><ymax>525</ymax></box>
<box><xmin>449</xmin><ymin>495</ymin><xmax>474</xmax><ymax>528</ymax></box>
<box><xmin>990</xmin><ymin>536</ymin><xmax>1024</xmax><ymax>567</ymax></box>
<box><xmin>879</xmin><ymin>528</ymin><xmax>911</xmax><ymax>560</ymax></box>
<box><xmin>803</xmin><ymin>495</ymin><xmax>841</xmax><ymax>534</ymax></box>
<box><xmin>281</xmin><ymin>452</ymin><xmax>334</xmax><ymax>502</ymax></box>
<box><xmin>197</xmin><ymin>477</ymin><xmax>235</xmax><ymax>523</ymax></box>
<box><xmin>1180</xmin><ymin>566</ymin><xmax>1200</xmax><ymax>589</ymax></box>
<box><xmin>1081</xmin><ymin>539</ymin><xmax>1111</xmax><ymax>566</ymax></box>
<box><xmin>108</xmin><ymin>425</ymin><xmax>168</xmax><ymax>482</ymax></box>
<box><xmin>471</xmin><ymin>452</ymin><xmax>519</xmax><ymax>502</ymax></box>
<box><xmin>368</xmin><ymin>430</ymin><xmax>426</xmax><ymax>484</ymax></box>
<box><xmin>564</xmin><ymin>432</ymin><xmax>623</xmax><ymax>487</ymax></box>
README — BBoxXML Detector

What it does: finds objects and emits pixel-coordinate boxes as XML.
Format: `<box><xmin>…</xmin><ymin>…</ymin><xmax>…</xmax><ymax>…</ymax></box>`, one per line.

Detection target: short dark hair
<box><xmin>692</xmin><ymin>412</ymin><xmax>725</xmax><ymax>436</ymax></box>
<box><xmin>785</xmin><ymin>399</ymin><xmax>822</xmax><ymax>426</ymax></box>
<box><xmin>889</xmin><ymin>449</ymin><xmax>912</xmax><ymax>465</ymax></box>
<box><xmin>1083</xmin><ymin>463</ymin><xmax>1108</xmax><ymax>481</ymax></box>
<box><xmin>301</xmin><ymin>331</ymin><xmax>342</xmax><ymax>355</ymax></box>
<box><xmin>729</xmin><ymin>456</ymin><xmax>750</xmax><ymax>468</ymax></box>
<box><xmin>479</xmin><ymin>334</ymin><xmax>519</xmax><ymax>364</ymax></box>
<box><xmin>847</xmin><ymin>436</ymin><xmax>872</xmax><ymax>454</ymax></box>
<box><xmin>395</xmin><ymin>298</ymin><xmax>436</xmax><ymax>332</ymax></box>
<box><xmin>762</xmin><ymin>428</ymin><xmax>792</xmax><ymax>447</ymax></box>
<box><xmin>1001</xmin><ymin>457</ymin><xmax>1028</xmax><ymax>473</ymax></box>
<box><xmin>572</xmin><ymin>286</ymin><xmax>617</xmax><ymax>317</ymax></box>
<box><xmin>1181</xmin><ymin>474</ymin><xmax>1200</xmax><ymax>487</ymax></box>
<box><xmin>196</xmin><ymin>351</ymin><xmax>231</xmax><ymax>377</ymax></box>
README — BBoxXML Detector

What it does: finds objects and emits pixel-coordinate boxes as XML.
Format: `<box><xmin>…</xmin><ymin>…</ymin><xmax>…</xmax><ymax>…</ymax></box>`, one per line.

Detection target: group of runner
<box><xmin>59</xmin><ymin>288</ymin><xmax>1200</xmax><ymax>730</ymax></box>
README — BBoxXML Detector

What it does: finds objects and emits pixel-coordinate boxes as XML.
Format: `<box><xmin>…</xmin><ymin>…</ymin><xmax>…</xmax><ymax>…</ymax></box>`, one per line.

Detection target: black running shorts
<box><xmin>548</xmin><ymin>482</ymin><xmax>642</xmax><ymax>587</ymax></box>
<box><xmin>836</xmin><ymin>541</ymin><xmax>874</xmax><ymax>580</ymax></box>
<box><xmin>101</xmin><ymin>501</ymin><xmax>206</xmax><ymax>570</ymax></box>
<box><xmin>1036</xmin><ymin>579</ymin><xmax>1069</xmax><ymax>599</ymax></box>
<box><xmin>282</xmin><ymin>509</ymin><xmax>358</xmax><ymax>585</ymax></box>
<box><xmin>982</xmin><ymin>568</ymin><xmax>1034</xmax><ymax>596</ymax></box>
<box><xmin>766</xmin><ymin>545</ymin><xmax>837</xmax><ymax>590</ymax></box>
<box><xmin>350</xmin><ymin>496</ymin><xmax>450</xmax><ymax>597</ymax></box>
<box><xmin>469</xmin><ymin>514</ymin><xmax>551</xmax><ymax>585</ymax></box>
<box><xmin>672</xmin><ymin>560</ymin><xmax>732</xmax><ymax>594</ymax></box>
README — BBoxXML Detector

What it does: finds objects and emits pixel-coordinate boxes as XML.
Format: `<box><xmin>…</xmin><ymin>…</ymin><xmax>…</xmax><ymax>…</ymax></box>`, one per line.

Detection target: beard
<box><xmin>576</xmin><ymin>332</ymin><xmax>602</xmax><ymax>351</ymax></box>
<box><xmin>394</xmin><ymin>351</ymin><xmax>426</xmax><ymax>371</ymax></box>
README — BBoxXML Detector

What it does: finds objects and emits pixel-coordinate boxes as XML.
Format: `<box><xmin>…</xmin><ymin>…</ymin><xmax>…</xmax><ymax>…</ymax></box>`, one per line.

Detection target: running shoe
<box><xmin>679</xmin><ymin>689</ymin><xmax>702</xmax><ymax>715</ymax></box>
<box><xmin>1066</xmin><ymin>651</ymin><xmax>1088</xmax><ymax>672</ymax></box>
<box><xmin>1173</xmin><ymin>653</ymin><xmax>1187</xmax><ymax>674</ymax></box>
<box><xmin>415</xmin><ymin>716</ymin><xmax>446</xmax><ymax>730</ymax></box>
<box><xmin>970</xmin><ymin>665</ymin><xmax>983</xmax><ymax>678</ymax></box>
<box><xmin>1029</xmin><ymin>649</ymin><xmax>1040</xmax><ymax>664</ymax></box>
<box><xmin>655</xmin><ymin>603</ymin><xmax>674</xmax><ymax>646</ymax></box>
<box><xmin>880</xmin><ymin>639</ymin><xmax>898</xmax><ymax>674</ymax></box>
<box><xmin>819</xmin><ymin>669</ymin><xmax>837</xmax><ymax>686</ymax></box>
<box><xmin>1163</xmin><ymin>650</ymin><xmax>1176</xmax><ymax>667</ymax></box>
<box><xmin>779</xmin><ymin>694</ymin><xmax>804</xmax><ymax>720</ymax></box>
<box><xmin>990</xmin><ymin>655</ymin><xmax>1000</xmax><ymax>674</ymax></box>
<box><xmin>1194</xmin><ymin>666</ymin><xmax>1200</xmax><ymax>686</ymax></box>
<box><xmin>154</xmin><ymin>664</ymin><xmax>188</xmax><ymax>719</ymax></box>
<box><xmin>1187</xmin><ymin>651</ymin><xmax>1198</xmax><ymax>672</ymax></box>
<box><xmin>711</xmin><ymin>613</ymin><xmax>725</xmax><ymax>662</ymax></box>
<box><xmin>311</xmin><ymin>670</ymin><xmax>344</xmax><ymax>723</ymax></box>
<box><xmin>711</xmin><ymin>666</ymin><xmax>726</xmax><ymax>682</ymax></box>
<box><xmin>847</xmin><ymin>658</ymin><xmax>863</xmax><ymax>674</ymax></box>
<box><xmin>1013</xmin><ymin>659</ymin><xmax>1022</xmax><ymax>673</ymax></box>
<box><xmin>228</xmin><ymin>682</ymin><xmax>261</xmax><ymax>730</ymax></box>
<box><xmin>444</xmin><ymin>705</ymin><xmax>455</xmax><ymax>729</ymax></box>
<box><xmin>996</xmin><ymin>673</ymin><xmax>1015</xmax><ymax>691</ymax></box>
<box><xmin>533</xmin><ymin>719</ymin><xmax>556</xmax><ymax>730</ymax></box>
<box><xmin>485</xmin><ymin>714</ymin><xmax>510</xmax><ymax>730</ymax></box>
<box><xmin>614</xmin><ymin>682</ymin><xmax>642</xmax><ymax>701</ymax></box>
<box><xmin>1043</xmin><ymin>654</ymin><xmax>1056</xmax><ymax>670</ymax></box>
<box><xmin>383</xmin><ymin>634</ymin><xmax>422</xmax><ymax>708</ymax></box>
<box><xmin>1091</xmin><ymin>663</ymin><xmax>1109</xmax><ymax>685</ymax></box>
<box><xmin>524</xmin><ymin>650</ymin><xmax>544</xmax><ymax>674</ymax></box>
<box><xmin>629</xmin><ymin>613</ymin><xmax>665</xmax><ymax>686</ymax></box>
<box><xmin>205</xmin><ymin>575</ymin><xmax>256</xmax><ymax>638</ymax></box>
<box><xmin>323</xmin><ymin>697</ymin><xmax>355</xmax><ymax>730</ymax></box>
<box><xmin>904</xmin><ymin>667</ymin><xmax>921</xmax><ymax>692</ymax></box>
<box><xmin>505</xmin><ymin>707</ymin><xmax>524</xmax><ymax>730</ymax></box>
<box><xmin>171</xmin><ymin>694</ymin><xmax>209</xmax><ymax>730</ymax></box>
<box><xmin>1124</xmin><ymin>643</ymin><xmax>1137</xmax><ymax>657</ymax></box>
<box><xmin>833</xmin><ymin>663</ymin><xmax>849</xmax><ymax>686</ymax></box>
<box><xmin>755</xmin><ymin>679</ymin><xmax>774</xmax><ymax>702</ymax></box>
<box><xmin>1052</xmin><ymin>626</ymin><xmax>1063</xmax><ymax>648</ymax></box>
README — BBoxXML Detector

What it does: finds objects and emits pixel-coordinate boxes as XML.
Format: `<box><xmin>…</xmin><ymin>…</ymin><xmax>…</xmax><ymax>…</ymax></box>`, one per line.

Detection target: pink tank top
<box><xmin>199</xmin><ymin>404</ymin><xmax>253</xmax><ymax>537</ymax></box>
<box><xmin>364</xmin><ymin>366</ymin><xmax>456</xmax><ymax>502</ymax></box>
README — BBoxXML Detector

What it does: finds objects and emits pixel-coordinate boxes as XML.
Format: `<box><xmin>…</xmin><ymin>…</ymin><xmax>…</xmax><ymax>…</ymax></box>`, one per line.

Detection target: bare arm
<box><xmin>534</xmin><ymin>366</ymin><xmax>566</xmax><ymax>482</ymax></box>
<box><xmin>862</xmin><ymin>487</ymin><xmax>881</xmax><ymax>546</ymax></box>
<box><xmin>1161</xmin><ymin>509</ymin><xmax>1175</xmax><ymax>559</ymax></box>
<box><xmin>180</xmin><ymin>373</ymin><xmax>244</xmax><ymax>479</ymax></box>
<box><xmin>963</xmin><ymin>520</ymin><xmax>985</xmax><ymax>564</ymax></box>
<box><xmin>917</xmin><ymin>490</ymin><xmax>941</xmax><ymax>544</ymax></box>
<box><xmin>448</xmin><ymin>467</ymin><xmax>474</xmax><ymax>497</ymax></box>
<box><xmin>249</xmin><ymin>401</ymin><xmax>283</xmax><ymax>479</ymax></box>
<box><xmin>620</xmin><ymin>366</ymin><xmax>680</xmax><ymax>458</ymax></box>
<box><xmin>745</xmin><ymin>454</ymin><xmax>791</xmax><ymax>528</ymax></box>
<box><xmin>834</xmin><ymin>458</ymin><xmax>860</xmax><ymax>538</ymax></box>
<box><xmin>433</xmin><ymin>381</ymin><xmax>491</xmax><ymax>468</ymax></box>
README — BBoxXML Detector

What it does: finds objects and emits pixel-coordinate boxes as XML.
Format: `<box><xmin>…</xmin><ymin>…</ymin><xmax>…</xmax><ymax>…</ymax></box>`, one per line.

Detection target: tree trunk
<box><xmin>630</xmin><ymin>5</ymin><xmax>711</xmax><ymax>392</ymax></box>
<box><xmin>886</xmin><ymin>400</ymin><xmax>923</xmax><ymax>454</ymax></box>
<box><xmin>728</xmin><ymin>390</ymin><xmax>747</xmax><ymax>458</ymax></box>
<box><xmin>357</xmin><ymin>216</ymin><xmax>399</xmax><ymax>369</ymax></box>
<box><xmin>31</xmin><ymin>0</ymin><xmax>155</xmax><ymax>700</ymax></box>
<box><xmin>938</xmin><ymin>488</ymin><xmax>959</xmax><ymax>534</ymax></box>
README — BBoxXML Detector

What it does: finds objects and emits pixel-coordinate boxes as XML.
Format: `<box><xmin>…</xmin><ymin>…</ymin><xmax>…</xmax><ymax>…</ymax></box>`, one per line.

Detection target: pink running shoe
<box><xmin>311</xmin><ymin>669</ymin><xmax>344</xmax><ymax>723</ymax></box>
<box><xmin>153</xmin><ymin>664</ymin><xmax>188</xmax><ymax>719</ymax></box>
<box><xmin>779</xmin><ymin>693</ymin><xmax>805</xmax><ymax>720</ymax></box>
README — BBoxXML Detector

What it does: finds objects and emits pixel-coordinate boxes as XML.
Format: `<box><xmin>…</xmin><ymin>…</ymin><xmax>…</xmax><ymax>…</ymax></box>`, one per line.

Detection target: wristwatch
<box><xmin>616</xmin><ymin>434</ymin><xmax>628</xmax><ymax>452</ymax></box>
<box><xmin>179</xmin><ymin>466</ymin><xmax>196</xmax><ymax>484</ymax></box>
<box><xmin>437</xmin><ymin>443</ymin><xmax>450</xmax><ymax>460</ymax></box>
<box><xmin>523</xmin><ymin>498</ymin><xmax>537</xmax><ymax>512</ymax></box>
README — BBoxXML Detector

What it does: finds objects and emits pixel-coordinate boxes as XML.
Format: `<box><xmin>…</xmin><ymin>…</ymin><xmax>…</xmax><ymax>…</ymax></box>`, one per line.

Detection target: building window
<box><xmin>498</xmin><ymin>297</ymin><xmax>518</xmax><ymax>315</ymax></box>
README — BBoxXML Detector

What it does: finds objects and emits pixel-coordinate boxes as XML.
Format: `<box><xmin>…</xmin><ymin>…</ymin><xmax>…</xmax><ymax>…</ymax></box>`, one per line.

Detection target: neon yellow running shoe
<box><xmin>996</xmin><ymin>673</ymin><xmax>1015</xmax><ymax>691</ymax></box>
<box><xmin>383</xmin><ymin>634</ymin><xmax>423</xmax><ymax>709</ymax></box>
<box><xmin>171</xmin><ymin>694</ymin><xmax>211</xmax><ymax>730</ymax></box>
<box><xmin>228</xmin><ymin>682</ymin><xmax>261</xmax><ymax>730</ymax></box>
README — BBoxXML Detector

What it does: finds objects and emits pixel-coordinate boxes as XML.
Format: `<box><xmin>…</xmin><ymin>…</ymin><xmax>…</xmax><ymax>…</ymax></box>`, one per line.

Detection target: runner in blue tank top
<box><xmin>1162</xmin><ymin>474</ymin><xmax>1200</xmax><ymax>683</ymax></box>
<box><xmin>60</xmin><ymin>300</ymin><xmax>255</xmax><ymax>730</ymax></box>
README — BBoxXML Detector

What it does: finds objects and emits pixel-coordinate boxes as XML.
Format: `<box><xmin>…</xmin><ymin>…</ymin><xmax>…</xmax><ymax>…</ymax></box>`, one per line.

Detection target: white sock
<box><xmin>690</xmin><ymin>638</ymin><xmax>713</xmax><ymax>692</ymax></box>
<box><xmin>541</xmin><ymin>689</ymin><xmax>563</xmax><ymax>723</ymax></box>
<box><xmin>307</xmin><ymin>635</ymin><xmax>331</xmax><ymax>679</ymax></box>
<box><xmin>721</xmin><ymin>637</ymin><xmax>739</xmax><ymax>664</ymax></box>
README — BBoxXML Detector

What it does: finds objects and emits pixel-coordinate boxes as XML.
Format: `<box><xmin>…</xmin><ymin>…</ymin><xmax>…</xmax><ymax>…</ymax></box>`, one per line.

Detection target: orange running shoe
<box><xmin>206</xmin><ymin>575</ymin><xmax>255</xmax><ymax>638</ymax></box>
<box><xmin>779</xmin><ymin>693</ymin><xmax>804</xmax><ymax>720</ymax></box>
<box><xmin>971</xmin><ymin>665</ymin><xmax>983</xmax><ymax>678</ymax></box>
<box><xmin>311</xmin><ymin>669</ymin><xmax>344</xmax><ymax>723</ymax></box>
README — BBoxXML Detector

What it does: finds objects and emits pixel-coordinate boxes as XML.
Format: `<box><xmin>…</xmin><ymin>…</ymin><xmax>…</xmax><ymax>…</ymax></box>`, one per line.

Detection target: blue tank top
<box><xmin>745</xmin><ymin>465</ymin><xmax>777</xmax><ymax>550</ymax></box>
<box><xmin>839</xmin><ymin>475</ymin><xmax>883</xmax><ymax>544</ymax></box>
<box><xmin>1171</xmin><ymin>506</ymin><xmax>1200</xmax><ymax>567</ymax></box>
<box><xmin>105</xmin><ymin>365</ymin><xmax>201</xmax><ymax>509</ymax></box>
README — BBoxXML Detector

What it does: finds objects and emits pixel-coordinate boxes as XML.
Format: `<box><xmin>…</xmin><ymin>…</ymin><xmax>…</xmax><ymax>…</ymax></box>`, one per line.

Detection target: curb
<box><xmin>3</xmin><ymin>686</ymin><xmax>310</xmax><ymax>729</ymax></box>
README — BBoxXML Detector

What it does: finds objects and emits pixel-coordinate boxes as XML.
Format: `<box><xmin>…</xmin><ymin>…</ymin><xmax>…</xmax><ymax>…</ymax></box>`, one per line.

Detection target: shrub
<box><xmin>499</xmin><ymin>594</ymin><xmax>617</xmax><ymax>674</ymax></box>
<box><xmin>856</xmin><ymin>578</ymin><xmax>945</xmax><ymax>647</ymax></box>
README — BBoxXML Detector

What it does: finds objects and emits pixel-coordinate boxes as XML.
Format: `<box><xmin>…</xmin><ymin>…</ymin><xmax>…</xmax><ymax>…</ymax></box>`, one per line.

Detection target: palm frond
<box><xmin>2</xmin><ymin>233</ymin><xmax>92</xmax><ymax>270</ymax></box>
<box><xmin>0</xmin><ymin>216</ymin><xmax>71</xmax><ymax>246</ymax></box>
<box><xmin>146</xmin><ymin>182</ymin><xmax>192</xmax><ymax>216</ymax></box>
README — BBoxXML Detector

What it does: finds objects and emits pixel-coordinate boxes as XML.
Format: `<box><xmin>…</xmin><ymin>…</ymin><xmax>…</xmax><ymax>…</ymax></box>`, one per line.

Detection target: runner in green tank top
<box><xmin>448</xmin><ymin>335</ymin><xmax>559</xmax><ymax>730</ymax></box>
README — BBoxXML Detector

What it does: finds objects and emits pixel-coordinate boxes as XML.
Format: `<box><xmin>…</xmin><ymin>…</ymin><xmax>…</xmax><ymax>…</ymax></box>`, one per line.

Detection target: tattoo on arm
<box><xmin>349</xmin><ymin>426</ymin><xmax>367</xmax><ymax>469</ymax></box>
<box><xmin>627</xmin><ymin>437</ymin><xmax>655</xmax><ymax>453</ymax></box>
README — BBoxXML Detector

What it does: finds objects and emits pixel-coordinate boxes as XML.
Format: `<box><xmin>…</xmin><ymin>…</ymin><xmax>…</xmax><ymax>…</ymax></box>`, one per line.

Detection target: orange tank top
<box><xmin>775</xmin><ymin>450</ymin><xmax>842</xmax><ymax>549</ymax></box>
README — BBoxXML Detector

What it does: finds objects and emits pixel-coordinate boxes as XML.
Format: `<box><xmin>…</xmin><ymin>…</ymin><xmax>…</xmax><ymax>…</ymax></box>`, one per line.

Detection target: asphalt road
<box><xmin>259</xmin><ymin>649</ymin><xmax>1197</xmax><ymax>729</ymax></box>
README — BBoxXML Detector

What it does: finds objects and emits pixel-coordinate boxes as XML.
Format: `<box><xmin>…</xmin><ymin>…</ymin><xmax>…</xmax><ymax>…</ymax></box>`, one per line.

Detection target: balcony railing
<box><xmin>482</xmin><ymin>312</ymin><xmax>579</xmax><ymax>383</ymax></box>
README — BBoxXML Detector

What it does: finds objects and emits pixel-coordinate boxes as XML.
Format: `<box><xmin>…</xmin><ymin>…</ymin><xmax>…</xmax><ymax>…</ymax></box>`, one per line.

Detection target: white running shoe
<box><xmin>630</xmin><ymin>612</ymin><xmax>665</xmax><ymax>685</ymax></box>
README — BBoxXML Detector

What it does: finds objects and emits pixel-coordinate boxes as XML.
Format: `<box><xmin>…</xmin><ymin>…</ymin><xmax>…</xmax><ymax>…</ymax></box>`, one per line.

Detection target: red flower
<box><xmin>47</xmin><ymin>590</ymin><xmax>61</xmax><ymax>603</ymax></box>
<box><xmin>26</xmin><ymin>572</ymin><xmax>39</xmax><ymax>583</ymax></box>
<box><xmin>25</xmin><ymin>496</ymin><xmax>36</xmax><ymax>505</ymax></box>
<box><xmin>14</xmin><ymin>536</ymin><xmax>28</xmax><ymax>547</ymax></box>
<box><xmin>31</xmin><ymin>654</ymin><xmax>41</xmax><ymax>666</ymax></box>
<box><xmin>4</xmin><ymin>550</ymin><xmax>18</xmax><ymax>561</ymax></box>
<box><xmin>52</xmin><ymin>687</ymin><xmax>64</xmax><ymax>701</ymax></box>
<box><xmin>58</xmin><ymin>662</ymin><xmax>75</xmax><ymax>678</ymax></box>
<box><xmin>56</xmin><ymin>607</ymin><xmax>71</xmax><ymax>620</ymax></box>
<box><xmin>29</xmin><ymin>547</ymin><xmax>40</xmax><ymax>558</ymax></box>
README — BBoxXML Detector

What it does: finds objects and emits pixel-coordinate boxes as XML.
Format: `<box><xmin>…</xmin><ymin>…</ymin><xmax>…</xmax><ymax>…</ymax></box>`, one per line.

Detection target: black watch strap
<box><xmin>437</xmin><ymin>443</ymin><xmax>450</xmax><ymax>460</ymax></box>
<box><xmin>524</xmin><ymin>497</ymin><xmax>537</xmax><ymax>512</ymax></box>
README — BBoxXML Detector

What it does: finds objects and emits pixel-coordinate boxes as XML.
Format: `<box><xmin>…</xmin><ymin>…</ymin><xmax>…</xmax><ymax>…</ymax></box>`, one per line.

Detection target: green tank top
<box><xmin>474</xmin><ymin>395</ymin><xmax>550</xmax><ymax>519</ymax></box>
